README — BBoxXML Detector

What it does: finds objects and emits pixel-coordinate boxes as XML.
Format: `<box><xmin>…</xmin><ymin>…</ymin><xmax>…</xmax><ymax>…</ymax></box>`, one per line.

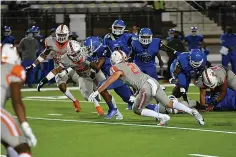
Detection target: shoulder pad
<box><xmin>69</xmin><ymin>40</ymin><xmax>81</xmax><ymax>53</ymax></box>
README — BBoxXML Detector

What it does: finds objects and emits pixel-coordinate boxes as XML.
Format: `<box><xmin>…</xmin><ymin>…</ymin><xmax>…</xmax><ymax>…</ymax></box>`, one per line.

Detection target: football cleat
<box><xmin>191</xmin><ymin>108</ymin><xmax>205</xmax><ymax>125</ymax></box>
<box><xmin>157</xmin><ymin>114</ymin><xmax>170</xmax><ymax>126</ymax></box>
<box><xmin>73</xmin><ymin>100</ymin><xmax>81</xmax><ymax>112</ymax></box>
<box><xmin>96</xmin><ymin>106</ymin><xmax>104</xmax><ymax>116</ymax></box>
<box><xmin>105</xmin><ymin>109</ymin><xmax>118</xmax><ymax>119</ymax></box>
<box><xmin>115</xmin><ymin>109</ymin><xmax>123</xmax><ymax>120</ymax></box>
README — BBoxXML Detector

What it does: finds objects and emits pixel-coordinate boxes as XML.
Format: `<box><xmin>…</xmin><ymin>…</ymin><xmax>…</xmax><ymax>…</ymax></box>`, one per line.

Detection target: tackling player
<box><xmin>89</xmin><ymin>50</ymin><xmax>205</xmax><ymax>126</ymax></box>
<box><xmin>170</xmin><ymin>49</ymin><xmax>207</xmax><ymax>103</ymax></box>
<box><xmin>196</xmin><ymin>65</ymin><xmax>236</xmax><ymax>106</ymax></box>
<box><xmin>25</xmin><ymin>24</ymin><xmax>81</xmax><ymax>112</ymax></box>
<box><xmin>1</xmin><ymin>44</ymin><xmax>37</xmax><ymax>157</ymax></box>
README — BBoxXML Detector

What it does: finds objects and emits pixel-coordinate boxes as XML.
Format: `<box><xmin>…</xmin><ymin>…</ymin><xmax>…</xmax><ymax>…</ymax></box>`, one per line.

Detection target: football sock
<box><xmin>111</xmin><ymin>96</ymin><xmax>117</xmax><ymax>108</ymax></box>
<box><xmin>64</xmin><ymin>88</ymin><xmax>76</xmax><ymax>102</ymax></box>
<box><xmin>92</xmin><ymin>98</ymin><xmax>100</xmax><ymax>107</ymax></box>
<box><xmin>141</xmin><ymin>108</ymin><xmax>164</xmax><ymax>119</ymax></box>
<box><xmin>172</xmin><ymin>101</ymin><xmax>192</xmax><ymax>114</ymax></box>
<box><xmin>19</xmin><ymin>153</ymin><xmax>31</xmax><ymax>157</ymax></box>
<box><xmin>107</xmin><ymin>101</ymin><xmax>115</xmax><ymax>110</ymax></box>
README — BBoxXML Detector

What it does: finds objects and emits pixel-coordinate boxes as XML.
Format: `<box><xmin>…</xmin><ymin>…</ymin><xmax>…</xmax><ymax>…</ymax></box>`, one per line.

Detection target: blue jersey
<box><xmin>131</xmin><ymin>38</ymin><xmax>161</xmax><ymax>66</ymax></box>
<box><xmin>184</xmin><ymin>34</ymin><xmax>203</xmax><ymax>50</ymax></box>
<box><xmin>131</xmin><ymin>33</ymin><xmax>138</xmax><ymax>40</ymax></box>
<box><xmin>103</xmin><ymin>33</ymin><xmax>132</xmax><ymax>56</ymax></box>
<box><xmin>1</xmin><ymin>35</ymin><xmax>16</xmax><ymax>44</ymax></box>
<box><xmin>220</xmin><ymin>33</ymin><xmax>236</xmax><ymax>54</ymax></box>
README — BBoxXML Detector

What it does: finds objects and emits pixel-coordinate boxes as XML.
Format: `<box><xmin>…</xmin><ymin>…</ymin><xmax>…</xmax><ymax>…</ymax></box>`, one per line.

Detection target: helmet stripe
<box><xmin>60</xmin><ymin>24</ymin><xmax>64</xmax><ymax>33</ymax></box>
<box><xmin>204</xmin><ymin>69</ymin><xmax>212</xmax><ymax>86</ymax></box>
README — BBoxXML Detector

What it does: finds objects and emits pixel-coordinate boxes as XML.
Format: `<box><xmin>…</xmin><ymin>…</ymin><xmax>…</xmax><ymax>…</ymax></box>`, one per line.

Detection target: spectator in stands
<box><xmin>184</xmin><ymin>26</ymin><xmax>205</xmax><ymax>51</ymax></box>
<box><xmin>220</xmin><ymin>26</ymin><xmax>236</xmax><ymax>74</ymax></box>
<box><xmin>131</xmin><ymin>25</ymin><xmax>139</xmax><ymax>40</ymax></box>
<box><xmin>1</xmin><ymin>26</ymin><xmax>16</xmax><ymax>44</ymax></box>
<box><xmin>19</xmin><ymin>28</ymin><xmax>38</xmax><ymax>87</ymax></box>
<box><xmin>166</xmin><ymin>31</ymin><xmax>186</xmax><ymax>80</ymax></box>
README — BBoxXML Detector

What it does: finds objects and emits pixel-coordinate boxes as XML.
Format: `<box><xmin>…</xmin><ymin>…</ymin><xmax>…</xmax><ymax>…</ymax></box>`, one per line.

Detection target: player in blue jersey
<box><xmin>86</xmin><ymin>36</ymin><xmax>135</xmax><ymax>111</ymax></box>
<box><xmin>103</xmin><ymin>20</ymin><xmax>132</xmax><ymax>56</ymax></box>
<box><xmin>184</xmin><ymin>26</ymin><xmax>205</xmax><ymax>51</ymax></box>
<box><xmin>169</xmin><ymin>49</ymin><xmax>207</xmax><ymax>103</ymax></box>
<box><xmin>1</xmin><ymin>26</ymin><xmax>16</xmax><ymax>44</ymax></box>
<box><xmin>130</xmin><ymin>28</ymin><xmax>165</xmax><ymax>81</ymax></box>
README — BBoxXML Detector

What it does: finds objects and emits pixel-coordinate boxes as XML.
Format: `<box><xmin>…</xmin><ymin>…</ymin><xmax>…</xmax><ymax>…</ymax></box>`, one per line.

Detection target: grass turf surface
<box><xmin>1</xmin><ymin>86</ymin><xmax>236</xmax><ymax>157</ymax></box>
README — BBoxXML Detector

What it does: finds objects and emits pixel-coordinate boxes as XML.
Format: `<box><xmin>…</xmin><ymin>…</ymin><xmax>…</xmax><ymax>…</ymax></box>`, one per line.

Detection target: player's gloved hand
<box><xmin>129</xmin><ymin>95</ymin><xmax>136</xmax><ymax>103</ymax></box>
<box><xmin>37</xmin><ymin>77</ymin><xmax>48</xmax><ymax>92</ymax></box>
<box><xmin>88</xmin><ymin>91</ymin><xmax>99</xmax><ymax>102</ymax></box>
<box><xmin>58</xmin><ymin>70</ymin><xmax>67</xmax><ymax>78</ymax></box>
<box><xmin>180</xmin><ymin>87</ymin><xmax>189</xmax><ymax>103</ymax></box>
<box><xmin>21</xmin><ymin>122</ymin><xmax>37</xmax><ymax>147</ymax></box>
<box><xmin>169</xmin><ymin>77</ymin><xmax>178</xmax><ymax>84</ymax></box>
<box><xmin>25</xmin><ymin>64</ymin><xmax>35</xmax><ymax>71</ymax></box>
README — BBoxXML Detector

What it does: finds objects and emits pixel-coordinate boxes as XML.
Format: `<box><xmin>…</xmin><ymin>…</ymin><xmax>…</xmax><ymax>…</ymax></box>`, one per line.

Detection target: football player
<box><xmin>196</xmin><ymin>65</ymin><xmax>236</xmax><ymax>106</ymax></box>
<box><xmin>1</xmin><ymin>44</ymin><xmax>37</xmax><ymax>157</ymax></box>
<box><xmin>89</xmin><ymin>50</ymin><xmax>205</xmax><ymax>126</ymax></box>
<box><xmin>1</xmin><ymin>26</ymin><xmax>16</xmax><ymax>44</ymax></box>
<box><xmin>170</xmin><ymin>49</ymin><xmax>207</xmax><ymax>103</ymax></box>
<box><xmin>25</xmin><ymin>24</ymin><xmax>81</xmax><ymax>112</ymax></box>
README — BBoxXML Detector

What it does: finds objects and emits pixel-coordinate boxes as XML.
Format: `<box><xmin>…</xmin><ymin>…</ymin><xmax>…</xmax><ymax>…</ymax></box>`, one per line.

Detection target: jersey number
<box><xmin>127</xmin><ymin>63</ymin><xmax>140</xmax><ymax>75</ymax></box>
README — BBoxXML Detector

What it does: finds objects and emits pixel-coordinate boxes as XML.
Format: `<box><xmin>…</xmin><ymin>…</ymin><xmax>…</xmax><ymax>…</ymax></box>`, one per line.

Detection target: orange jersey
<box><xmin>1</xmin><ymin>63</ymin><xmax>25</xmax><ymax>108</ymax></box>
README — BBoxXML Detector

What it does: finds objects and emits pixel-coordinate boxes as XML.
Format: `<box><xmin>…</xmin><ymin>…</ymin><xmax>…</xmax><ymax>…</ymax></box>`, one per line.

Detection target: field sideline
<box><xmin>1</xmin><ymin>86</ymin><xmax>236</xmax><ymax>157</ymax></box>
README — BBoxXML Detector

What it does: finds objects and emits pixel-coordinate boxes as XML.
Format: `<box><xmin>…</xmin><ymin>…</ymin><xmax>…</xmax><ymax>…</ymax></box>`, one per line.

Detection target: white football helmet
<box><xmin>1</xmin><ymin>43</ymin><xmax>21</xmax><ymax>65</ymax></box>
<box><xmin>110</xmin><ymin>50</ymin><xmax>127</xmax><ymax>65</ymax></box>
<box><xmin>202</xmin><ymin>68</ymin><xmax>218</xmax><ymax>88</ymax></box>
<box><xmin>55</xmin><ymin>24</ymin><xmax>69</xmax><ymax>43</ymax></box>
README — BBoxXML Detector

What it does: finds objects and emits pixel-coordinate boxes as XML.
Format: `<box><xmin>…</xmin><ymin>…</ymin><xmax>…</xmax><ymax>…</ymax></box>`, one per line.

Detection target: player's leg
<box><xmin>155</xmin><ymin>83</ymin><xmax>204</xmax><ymax>125</ymax></box>
<box><xmin>114</xmin><ymin>84</ymin><xmax>134</xmax><ymax>110</ymax></box>
<box><xmin>222</xmin><ymin>54</ymin><xmax>230</xmax><ymax>68</ymax></box>
<box><xmin>78</xmin><ymin>77</ymin><xmax>104</xmax><ymax>115</ymax></box>
<box><xmin>1</xmin><ymin>109</ymin><xmax>31</xmax><ymax>157</ymax></box>
<box><xmin>132</xmin><ymin>83</ymin><xmax>170</xmax><ymax>125</ymax></box>
<box><xmin>230</xmin><ymin>56</ymin><xmax>236</xmax><ymax>74</ymax></box>
<box><xmin>55</xmin><ymin>73</ymin><xmax>80</xmax><ymax>112</ymax></box>
<box><xmin>227</xmin><ymin>70</ymin><xmax>236</xmax><ymax>91</ymax></box>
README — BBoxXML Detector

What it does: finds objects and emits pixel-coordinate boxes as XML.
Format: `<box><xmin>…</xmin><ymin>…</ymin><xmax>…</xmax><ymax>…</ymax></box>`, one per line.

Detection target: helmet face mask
<box><xmin>84</xmin><ymin>36</ymin><xmax>102</xmax><ymax>56</ymax></box>
<box><xmin>55</xmin><ymin>24</ymin><xmax>69</xmax><ymax>43</ymax></box>
<box><xmin>139</xmin><ymin>28</ymin><xmax>153</xmax><ymax>45</ymax></box>
<box><xmin>189</xmin><ymin>49</ymin><xmax>204</xmax><ymax>68</ymax></box>
<box><xmin>111</xmin><ymin>20</ymin><xmax>126</xmax><ymax>35</ymax></box>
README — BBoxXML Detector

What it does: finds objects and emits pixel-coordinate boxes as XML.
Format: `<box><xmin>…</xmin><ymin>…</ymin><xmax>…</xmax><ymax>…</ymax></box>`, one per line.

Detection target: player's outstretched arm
<box><xmin>98</xmin><ymin>71</ymin><xmax>123</xmax><ymax>93</ymax></box>
<box><xmin>26</xmin><ymin>48</ymin><xmax>51</xmax><ymax>71</ymax></box>
<box><xmin>37</xmin><ymin>65</ymin><xmax>65</xmax><ymax>91</ymax></box>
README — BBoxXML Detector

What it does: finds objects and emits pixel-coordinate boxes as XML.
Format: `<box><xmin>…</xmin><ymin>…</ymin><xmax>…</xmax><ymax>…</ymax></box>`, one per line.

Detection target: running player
<box><xmin>25</xmin><ymin>24</ymin><xmax>81</xmax><ymax>112</ymax></box>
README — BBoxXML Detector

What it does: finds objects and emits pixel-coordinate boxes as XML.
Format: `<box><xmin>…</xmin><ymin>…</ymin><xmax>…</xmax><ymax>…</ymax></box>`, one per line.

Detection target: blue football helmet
<box><xmin>112</xmin><ymin>20</ymin><xmax>126</xmax><ymax>35</ymax></box>
<box><xmin>84</xmin><ymin>36</ymin><xmax>102</xmax><ymax>56</ymax></box>
<box><xmin>189</xmin><ymin>49</ymin><xmax>205</xmax><ymax>68</ymax></box>
<box><xmin>191</xmin><ymin>26</ymin><xmax>198</xmax><ymax>36</ymax></box>
<box><xmin>139</xmin><ymin>28</ymin><xmax>153</xmax><ymax>45</ymax></box>
<box><xmin>32</xmin><ymin>26</ymin><xmax>40</xmax><ymax>37</ymax></box>
<box><xmin>4</xmin><ymin>26</ymin><xmax>11</xmax><ymax>36</ymax></box>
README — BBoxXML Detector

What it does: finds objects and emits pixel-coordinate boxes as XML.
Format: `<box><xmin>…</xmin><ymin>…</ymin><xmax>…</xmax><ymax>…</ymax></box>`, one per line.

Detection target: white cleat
<box><xmin>157</xmin><ymin>114</ymin><xmax>170</xmax><ymax>126</ymax></box>
<box><xmin>191</xmin><ymin>108</ymin><xmax>205</xmax><ymax>125</ymax></box>
<box><xmin>115</xmin><ymin>109</ymin><xmax>123</xmax><ymax>120</ymax></box>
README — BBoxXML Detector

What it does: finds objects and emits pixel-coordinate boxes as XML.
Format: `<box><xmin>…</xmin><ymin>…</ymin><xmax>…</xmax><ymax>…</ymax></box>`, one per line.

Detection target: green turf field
<box><xmin>1</xmin><ymin>86</ymin><xmax>236</xmax><ymax>157</ymax></box>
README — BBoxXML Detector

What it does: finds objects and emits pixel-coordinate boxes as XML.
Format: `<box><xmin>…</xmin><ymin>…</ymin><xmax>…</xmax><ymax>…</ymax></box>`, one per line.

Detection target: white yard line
<box><xmin>47</xmin><ymin>114</ymin><xmax>62</xmax><ymax>116</ymax></box>
<box><xmin>26</xmin><ymin>116</ymin><xmax>236</xmax><ymax>135</ymax></box>
<box><xmin>189</xmin><ymin>154</ymin><xmax>219</xmax><ymax>157</ymax></box>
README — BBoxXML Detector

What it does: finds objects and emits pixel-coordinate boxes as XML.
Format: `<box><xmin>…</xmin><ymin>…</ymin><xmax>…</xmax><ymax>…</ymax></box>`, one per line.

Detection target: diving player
<box><xmin>170</xmin><ymin>49</ymin><xmax>207</xmax><ymax>103</ymax></box>
<box><xmin>1</xmin><ymin>44</ymin><xmax>37</xmax><ymax>157</ymax></box>
<box><xmin>88</xmin><ymin>50</ymin><xmax>205</xmax><ymax>125</ymax></box>
<box><xmin>25</xmin><ymin>24</ymin><xmax>81</xmax><ymax>112</ymax></box>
